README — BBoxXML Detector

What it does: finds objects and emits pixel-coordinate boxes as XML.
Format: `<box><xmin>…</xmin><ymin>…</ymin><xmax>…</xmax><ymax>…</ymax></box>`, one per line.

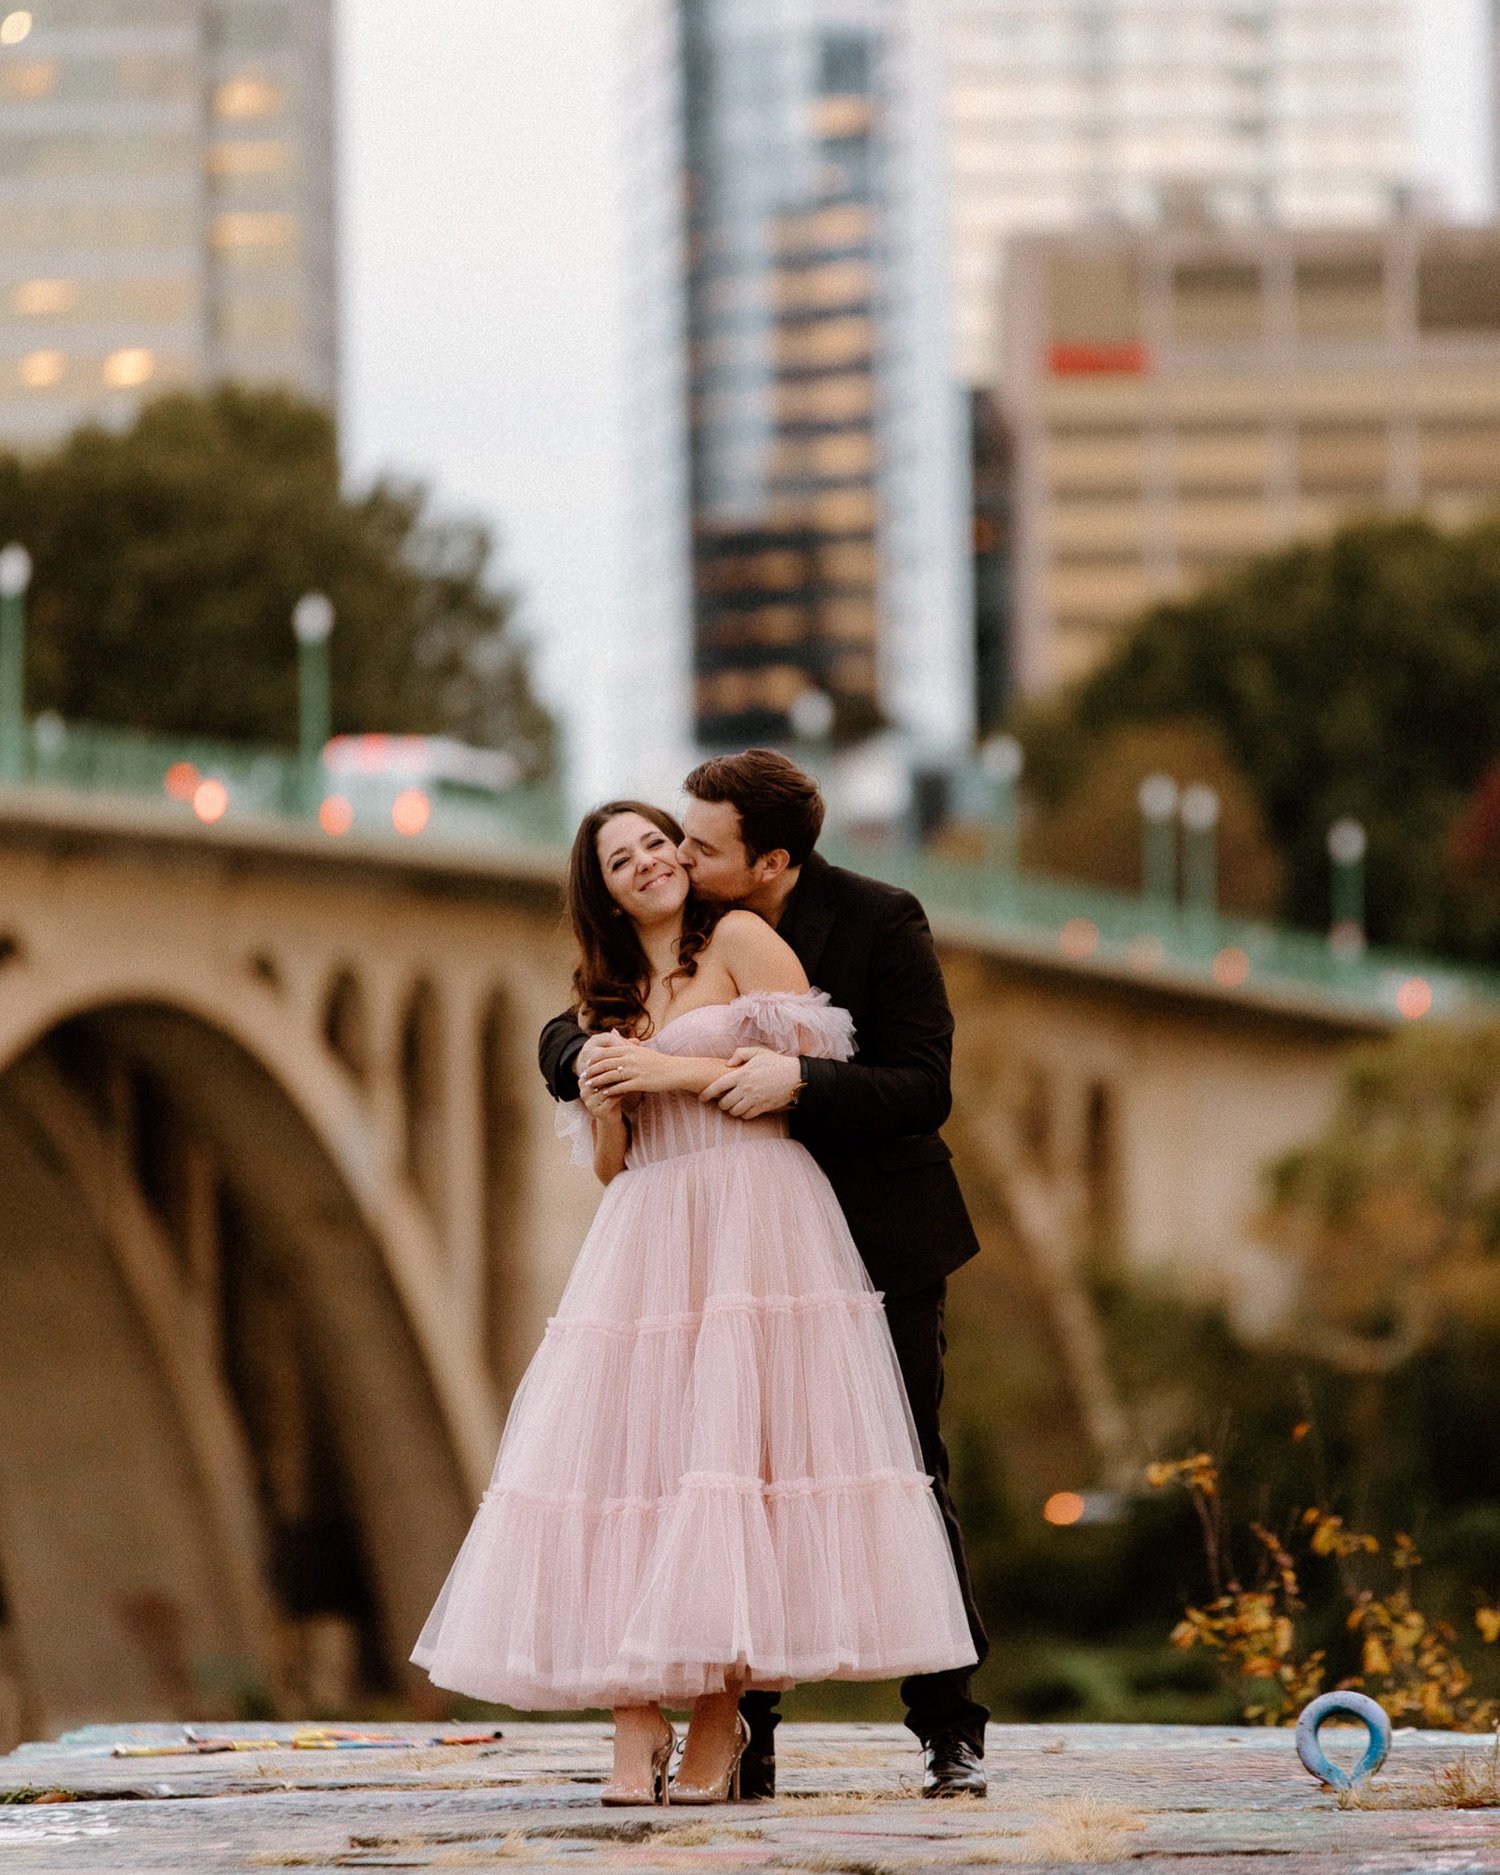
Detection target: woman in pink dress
<box><xmin>412</xmin><ymin>801</ymin><xmax>975</xmax><ymax>1804</ymax></box>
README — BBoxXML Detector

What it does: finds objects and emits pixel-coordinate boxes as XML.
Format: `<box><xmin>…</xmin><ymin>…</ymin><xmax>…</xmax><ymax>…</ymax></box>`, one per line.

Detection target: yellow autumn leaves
<box><xmin>1149</xmin><ymin>1451</ymin><xmax>1500</xmax><ymax>1729</ymax></box>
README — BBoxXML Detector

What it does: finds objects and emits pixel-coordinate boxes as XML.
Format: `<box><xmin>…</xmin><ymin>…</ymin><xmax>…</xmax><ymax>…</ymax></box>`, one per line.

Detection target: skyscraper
<box><xmin>680</xmin><ymin>0</ymin><xmax>972</xmax><ymax>760</ymax></box>
<box><xmin>945</xmin><ymin>1</ymin><xmax>1415</xmax><ymax>389</ymax></box>
<box><xmin>0</xmin><ymin>0</ymin><xmax>336</xmax><ymax>450</ymax></box>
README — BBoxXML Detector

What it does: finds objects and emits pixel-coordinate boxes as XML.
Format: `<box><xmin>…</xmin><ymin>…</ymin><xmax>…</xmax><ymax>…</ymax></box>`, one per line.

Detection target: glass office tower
<box><xmin>681</xmin><ymin>0</ymin><xmax>971</xmax><ymax>757</ymax></box>
<box><xmin>0</xmin><ymin>0</ymin><xmax>336</xmax><ymax>449</ymax></box>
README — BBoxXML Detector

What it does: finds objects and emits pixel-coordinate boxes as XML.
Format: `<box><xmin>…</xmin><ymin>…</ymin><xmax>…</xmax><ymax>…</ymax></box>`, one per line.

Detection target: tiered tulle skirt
<box><xmin>413</xmin><ymin>1112</ymin><xmax>976</xmax><ymax>1709</ymax></box>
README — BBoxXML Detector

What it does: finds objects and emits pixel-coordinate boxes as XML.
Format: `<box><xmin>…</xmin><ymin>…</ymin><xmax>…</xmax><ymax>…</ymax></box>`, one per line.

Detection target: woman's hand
<box><xmin>579</xmin><ymin>1074</ymin><xmax>627</xmax><ymax>1121</ymax></box>
<box><xmin>580</xmin><ymin>1034</ymin><xmax>685</xmax><ymax>1099</ymax></box>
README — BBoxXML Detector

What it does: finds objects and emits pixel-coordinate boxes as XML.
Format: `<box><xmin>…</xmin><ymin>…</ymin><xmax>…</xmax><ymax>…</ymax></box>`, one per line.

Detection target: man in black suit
<box><xmin>537</xmin><ymin>750</ymin><xmax>989</xmax><ymax>1797</ymax></box>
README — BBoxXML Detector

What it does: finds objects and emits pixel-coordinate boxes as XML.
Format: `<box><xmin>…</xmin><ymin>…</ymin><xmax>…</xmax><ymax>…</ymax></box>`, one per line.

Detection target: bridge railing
<box><xmin>21</xmin><ymin>717</ymin><xmax>565</xmax><ymax>846</ymax></box>
<box><xmin>9</xmin><ymin>717</ymin><xmax>1500</xmax><ymax>1025</ymax></box>
<box><xmin>821</xmin><ymin>833</ymin><xmax>1500</xmax><ymax>1026</ymax></box>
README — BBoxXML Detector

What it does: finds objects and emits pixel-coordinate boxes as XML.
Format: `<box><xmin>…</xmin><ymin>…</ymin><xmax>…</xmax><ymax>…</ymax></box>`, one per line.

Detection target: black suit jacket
<box><xmin>536</xmin><ymin>851</ymin><xmax>981</xmax><ymax>1299</ymax></box>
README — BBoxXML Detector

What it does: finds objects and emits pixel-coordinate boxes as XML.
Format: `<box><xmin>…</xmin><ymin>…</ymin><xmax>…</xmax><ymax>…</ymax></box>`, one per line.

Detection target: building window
<box><xmin>17</xmin><ymin>350</ymin><xmax>64</xmax><ymax>389</ymax></box>
<box><xmin>36</xmin><ymin>0</ymin><xmax>193</xmax><ymax>19</ymax></box>
<box><xmin>10</xmin><ymin>278</ymin><xmax>78</xmax><ymax>316</ymax></box>
<box><xmin>1296</xmin><ymin>420</ymin><xmax>1386</xmax><ymax>495</ymax></box>
<box><xmin>211</xmin><ymin>2</ymin><xmax>292</xmax><ymax>51</ymax></box>
<box><xmin>1295</xmin><ymin>258</ymin><xmax>1384</xmax><ymax>341</ymax></box>
<box><xmin>1046</xmin><ymin>256</ymin><xmax>1141</xmax><ymax>346</ymax></box>
<box><xmin>1420</xmin><ymin>419</ymin><xmax>1500</xmax><ymax>494</ymax></box>
<box><xmin>819</xmin><ymin>30</ymin><xmax>871</xmax><ymax>95</ymax></box>
<box><xmin>0</xmin><ymin>57</ymin><xmax>54</xmax><ymax>98</ymax></box>
<box><xmin>214</xmin><ymin>73</ymin><xmax>285</xmax><ymax>121</ymax></box>
<box><xmin>0</xmin><ymin>201</ymin><xmax>198</xmax><ymax>250</ymax></box>
<box><xmin>215</xmin><ymin>293</ymin><xmax>304</xmax><ymax>346</ymax></box>
<box><xmin>209</xmin><ymin>140</ymin><xmax>293</xmax><ymax>179</ymax></box>
<box><xmin>2</xmin><ymin>131</ymin><xmax>195</xmax><ymax>177</ymax></box>
<box><xmin>0</xmin><ymin>53</ymin><xmax>191</xmax><ymax>102</ymax></box>
<box><xmin>103</xmin><ymin>347</ymin><xmax>154</xmax><ymax>389</ymax></box>
<box><xmin>1417</xmin><ymin>246</ymin><xmax>1500</xmax><ymax>334</ymax></box>
<box><xmin>211</xmin><ymin>211</ymin><xmax>297</xmax><ymax>254</ymax></box>
<box><xmin>1172</xmin><ymin>261</ymin><xmax>1263</xmax><ymax>343</ymax></box>
<box><xmin>6</xmin><ymin>277</ymin><xmax>196</xmax><ymax>326</ymax></box>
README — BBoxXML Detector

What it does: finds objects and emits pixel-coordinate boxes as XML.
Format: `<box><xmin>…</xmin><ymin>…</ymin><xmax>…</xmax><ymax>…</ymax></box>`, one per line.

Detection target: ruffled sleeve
<box><xmin>731</xmin><ymin>989</ymin><xmax>856</xmax><ymax>1062</ymax></box>
<box><xmin>553</xmin><ymin>1098</ymin><xmax>595</xmax><ymax>1168</ymax></box>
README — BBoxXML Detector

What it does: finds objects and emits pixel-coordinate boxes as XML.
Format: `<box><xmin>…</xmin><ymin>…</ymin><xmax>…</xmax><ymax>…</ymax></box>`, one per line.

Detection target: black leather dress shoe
<box><xmin>738</xmin><ymin>1742</ymin><xmax>775</xmax><ymax>1799</ymax></box>
<box><xmin>922</xmin><ymin>1732</ymin><xmax>987</xmax><ymax>1798</ymax></box>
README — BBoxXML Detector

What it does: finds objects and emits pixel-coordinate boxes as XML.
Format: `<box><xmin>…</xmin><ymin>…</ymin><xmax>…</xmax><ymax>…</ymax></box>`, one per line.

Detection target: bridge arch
<box><xmin>0</xmin><ymin>972</ymin><xmax>497</xmax><ymax>1736</ymax></box>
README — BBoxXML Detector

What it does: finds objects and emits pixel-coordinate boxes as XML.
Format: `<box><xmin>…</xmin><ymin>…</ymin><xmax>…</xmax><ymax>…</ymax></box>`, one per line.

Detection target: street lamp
<box><xmin>980</xmin><ymin>733</ymin><xmax>1024</xmax><ymax>892</ymax></box>
<box><xmin>292</xmin><ymin>591</ymin><xmax>334</xmax><ymax>816</ymax></box>
<box><xmin>1327</xmin><ymin>817</ymin><xmax>1367</xmax><ymax>958</ymax></box>
<box><xmin>1180</xmin><ymin>782</ymin><xmax>1221</xmax><ymax>924</ymax></box>
<box><xmin>1138</xmin><ymin>771</ymin><xmax>1179</xmax><ymax>906</ymax></box>
<box><xmin>0</xmin><ymin>542</ymin><xmax>33</xmax><ymax>784</ymax></box>
<box><xmin>788</xmin><ymin>686</ymin><xmax>835</xmax><ymax>746</ymax></box>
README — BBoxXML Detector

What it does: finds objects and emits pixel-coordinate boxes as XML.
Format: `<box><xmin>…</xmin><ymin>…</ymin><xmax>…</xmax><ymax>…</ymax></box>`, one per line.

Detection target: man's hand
<box><xmin>701</xmin><ymin>1047</ymin><xmax>802</xmax><ymax>1119</ymax></box>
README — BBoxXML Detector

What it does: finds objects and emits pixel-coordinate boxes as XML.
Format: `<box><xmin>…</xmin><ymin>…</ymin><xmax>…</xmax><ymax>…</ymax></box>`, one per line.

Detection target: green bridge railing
<box><xmin>7</xmin><ymin>717</ymin><xmax>1499</xmax><ymax>1027</ymax></box>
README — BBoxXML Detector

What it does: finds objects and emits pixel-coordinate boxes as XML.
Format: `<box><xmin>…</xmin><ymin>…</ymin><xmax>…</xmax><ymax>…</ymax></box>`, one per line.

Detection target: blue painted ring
<box><xmin>1295</xmin><ymin>1692</ymin><xmax>1392</xmax><ymax>1790</ymax></box>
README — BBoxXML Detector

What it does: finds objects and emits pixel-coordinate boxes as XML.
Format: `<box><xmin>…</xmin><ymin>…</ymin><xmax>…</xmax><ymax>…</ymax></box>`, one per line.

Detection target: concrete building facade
<box><xmin>945</xmin><ymin>0</ymin><xmax>1414</xmax><ymax>391</ymax></box>
<box><xmin>1002</xmin><ymin>219</ymin><xmax>1500</xmax><ymax>693</ymax></box>
<box><xmin>0</xmin><ymin>0</ymin><xmax>337</xmax><ymax>451</ymax></box>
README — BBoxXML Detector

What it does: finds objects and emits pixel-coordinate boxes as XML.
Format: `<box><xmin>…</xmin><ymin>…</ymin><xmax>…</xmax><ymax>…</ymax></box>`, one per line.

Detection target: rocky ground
<box><xmin>2</xmin><ymin>1720</ymin><xmax>1499</xmax><ymax>1872</ymax></box>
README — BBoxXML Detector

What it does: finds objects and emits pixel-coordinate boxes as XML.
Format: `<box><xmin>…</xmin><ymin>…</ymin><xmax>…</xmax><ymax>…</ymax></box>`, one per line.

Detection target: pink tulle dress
<box><xmin>412</xmin><ymin>989</ymin><xmax>976</xmax><ymax>1710</ymax></box>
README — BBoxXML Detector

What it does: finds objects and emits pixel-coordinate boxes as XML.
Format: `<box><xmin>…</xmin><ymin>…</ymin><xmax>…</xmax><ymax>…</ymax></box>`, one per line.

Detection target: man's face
<box><xmin>677</xmin><ymin>797</ymin><xmax>763</xmax><ymax>904</ymax></box>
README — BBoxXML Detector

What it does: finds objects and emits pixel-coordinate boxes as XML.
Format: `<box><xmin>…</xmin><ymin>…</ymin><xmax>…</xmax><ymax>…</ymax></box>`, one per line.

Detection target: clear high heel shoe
<box><xmin>601</xmin><ymin>1716</ymin><xmax>676</xmax><ymax>1807</ymax></box>
<box><xmin>668</xmin><ymin>1712</ymin><xmax>750</xmax><ymax>1805</ymax></box>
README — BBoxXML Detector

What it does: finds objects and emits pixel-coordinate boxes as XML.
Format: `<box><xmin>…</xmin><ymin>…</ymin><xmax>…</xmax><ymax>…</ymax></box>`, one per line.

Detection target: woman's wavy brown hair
<box><xmin>566</xmin><ymin>800</ymin><xmax>722</xmax><ymax>1035</ymax></box>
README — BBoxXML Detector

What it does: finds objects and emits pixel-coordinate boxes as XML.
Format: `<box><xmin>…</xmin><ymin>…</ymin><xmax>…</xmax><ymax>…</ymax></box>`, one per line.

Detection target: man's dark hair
<box><xmin>683</xmin><ymin>748</ymin><xmax>826</xmax><ymax>867</ymax></box>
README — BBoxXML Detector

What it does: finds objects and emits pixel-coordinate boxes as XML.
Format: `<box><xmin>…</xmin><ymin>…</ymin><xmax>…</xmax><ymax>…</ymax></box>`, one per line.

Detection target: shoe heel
<box><xmin>655</xmin><ymin>1728</ymin><xmax>674</xmax><ymax>1808</ymax></box>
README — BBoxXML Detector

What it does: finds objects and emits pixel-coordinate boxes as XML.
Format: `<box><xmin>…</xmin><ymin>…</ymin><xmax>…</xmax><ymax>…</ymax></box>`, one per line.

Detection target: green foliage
<box><xmin>0</xmin><ymin>386</ymin><xmax>553</xmax><ymax>771</ymax></box>
<box><xmin>1259</xmin><ymin>1019</ymin><xmax>1500</xmax><ymax>1376</ymax></box>
<box><xmin>1013</xmin><ymin>516</ymin><xmax>1500</xmax><ymax>956</ymax></box>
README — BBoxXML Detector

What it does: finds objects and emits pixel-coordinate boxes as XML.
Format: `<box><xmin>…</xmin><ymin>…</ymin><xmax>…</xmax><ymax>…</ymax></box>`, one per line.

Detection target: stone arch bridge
<box><xmin>0</xmin><ymin>792</ymin><xmax>1418</xmax><ymax>1742</ymax></box>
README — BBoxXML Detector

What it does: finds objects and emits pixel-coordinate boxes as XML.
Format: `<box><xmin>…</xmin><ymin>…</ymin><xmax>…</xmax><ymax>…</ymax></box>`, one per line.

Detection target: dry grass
<box><xmin>1340</xmin><ymin>1737</ymin><xmax>1500</xmax><ymax>1812</ymax></box>
<box><xmin>939</xmin><ymin>1843</ymin><xmax>1024</xmax><ymax>1869</ymax></box>
<box><xmin>648</xmin><ymin>1820</ymin><xmax>721</xmax><ymax>1845</ymax></box>
<box><xmin>775</xmin><ymin>1854</ymin><xmax>891</xmax><ymax>1875</ymax></box>
<box><xmin>1022</xmin><ymin>1793</ymin><xmax>1148</xmax><ymax>1863</ymax></box>
<box><xmin>1331</xmin><ymin>1726</ymin><xmax>1500</xmax><ymax>1813</ymax></box>
<box><xmin>253</xmin><ymin>1832</ymin><xmax>562</xmax><ymax>1869</ymax></box>
<box><xmin>426</xmin><ymin>1851</ymin><xmax>543</xmax><ymax>1871</ymax></box>
<box><xmin>488</xmin><ymin>1834</ymin><xmax>558</xmax><ymax>1863</ymax></box>
<box><xmin>775</xmin><ymin>1791</ymin><xmax>884</xmax><ymax>1814</ymax></box>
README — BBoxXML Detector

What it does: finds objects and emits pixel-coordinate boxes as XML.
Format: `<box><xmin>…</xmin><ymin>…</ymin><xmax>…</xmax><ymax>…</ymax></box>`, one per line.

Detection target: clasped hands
<box><xmin>578</xmin><ymin>1032</ymin><xmax>803</xmax><ymax>1120</ymax></box>
<box><xmin>576</xmin><ymin>1033</ymin><xmax>671</xmax><ymax>1115</ymax></box>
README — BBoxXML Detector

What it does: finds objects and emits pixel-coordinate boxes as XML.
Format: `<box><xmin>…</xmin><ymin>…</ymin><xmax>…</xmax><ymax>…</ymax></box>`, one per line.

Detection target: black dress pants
<box><xmin>741</xmin><ymin>1278</ymin><xmax>990</xmax><ymax>1752</ymax></box>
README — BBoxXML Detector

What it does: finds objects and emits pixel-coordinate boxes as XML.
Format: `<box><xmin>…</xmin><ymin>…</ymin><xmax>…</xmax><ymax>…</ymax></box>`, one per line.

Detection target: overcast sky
<box><xmin>337</xmin><ymin>0</ymin><xmax>1496</xmax><ymax>717</ymax></box>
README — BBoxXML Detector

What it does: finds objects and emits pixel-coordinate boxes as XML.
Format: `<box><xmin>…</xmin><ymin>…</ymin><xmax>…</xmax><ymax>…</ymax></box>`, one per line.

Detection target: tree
<box><xmin>1257</xmin><ymin>1019</ymin><xmax>1500</xmax><ymax>1378</ymax></box>
<box><xmin>0</xmin><ymin>386</ymin><xmax>553</xmax><ymax>772</ymax></box>
<box><xmin>1447</xmin><ymin>758</ymin><xmax>1500</xmax><ymax>955</ymax></box>
<box><xmin>1014</xmin><ymin>518</ymin><xmax>1500</xmax><ymax>956</ymax></box>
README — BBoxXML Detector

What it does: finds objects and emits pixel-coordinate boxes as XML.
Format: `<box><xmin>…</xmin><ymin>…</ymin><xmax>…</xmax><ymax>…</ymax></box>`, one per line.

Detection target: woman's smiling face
<box><xmin>596</xmin><ymin>810</ymin><xmax>690</xmax><ymax>926</ymax></box>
